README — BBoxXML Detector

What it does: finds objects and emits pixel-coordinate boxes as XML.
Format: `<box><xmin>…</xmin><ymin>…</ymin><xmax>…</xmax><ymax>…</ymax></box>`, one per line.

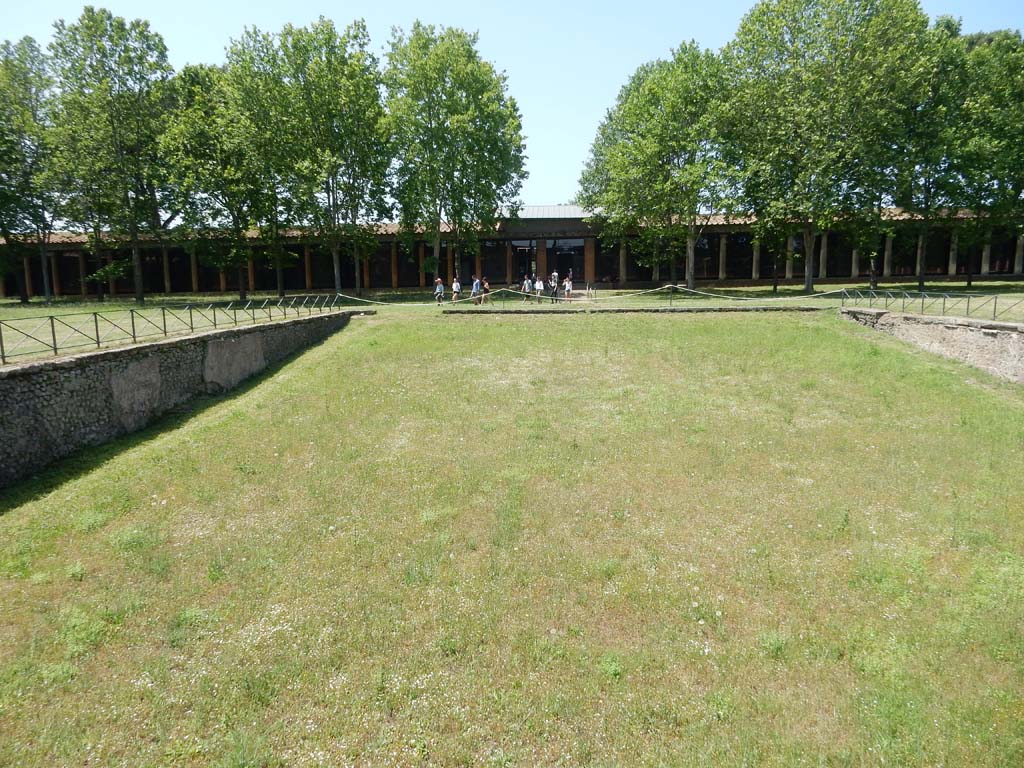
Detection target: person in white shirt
<box><xmin>534</xmin><ymin>275</ymin><xmax>544</xmax><ymax>303</ymax></box>
<box><xmin>549</xmin><ymin>270</ymin><xmax>559</xmax><ymax>303</ymax></box>
<box><xmin>451</xmin><ymin>277</ymin><xmax>461</xmax><ymax>303</ymax></box>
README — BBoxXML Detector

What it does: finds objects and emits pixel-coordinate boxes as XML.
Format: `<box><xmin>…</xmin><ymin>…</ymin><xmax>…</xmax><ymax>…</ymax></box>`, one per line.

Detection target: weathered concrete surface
<box><xmin>0</xmin><ymin>310</ymin><xmax>370</xmax><ymax>489</ymax></box>
<box><xmin>842</xmin><ymin>307</ymin><xmax>1024</xmax><ymax>383</ymax></box>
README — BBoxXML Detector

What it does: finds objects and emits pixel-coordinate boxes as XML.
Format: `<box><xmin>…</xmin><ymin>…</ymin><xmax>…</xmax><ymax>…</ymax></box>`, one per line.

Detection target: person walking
<box><xmin>549</xmin><ymin>271</ymin><xmax>559</xmax><ymax>303</ymax></box>
<box><xmin>563</xmin><ymin>275</ymin><xmax>572</xmax><ymax>303</ymax></box>
<box><xmin>471</xmin><ymin>274</ymin><xmax>482</xmax><ymax>305</ymax></box>
<box><xmin>451</xmin><ymin>275</ymin><xmax>461</xmax><ymax>303</ymax></box>
<box><xmin>482</xmin><ymin>276</ymin><xmax>491</xmax><ymax>304</ymax></box>
<box><xmin>434</xmin><ymin>277</ymin><xmax>444</xmax><ymax>305</ymax></box>
<box><xmin>522</xmin><ymin>273</ymin><xmax>532</xmax><ymax>303</ymax></box>
<box><xmin>534</xmin><ymin>274</ymin><xmax>544</xmax><ymax>304</ymax></box>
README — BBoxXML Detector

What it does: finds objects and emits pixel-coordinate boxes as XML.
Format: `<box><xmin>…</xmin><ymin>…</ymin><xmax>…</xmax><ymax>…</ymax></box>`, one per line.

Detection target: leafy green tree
<box><xmin>224</xmin><ymin>27</ymin><xmax>298</xmax><ymax>299</ymax></box>
<box><xmin>0</xmin><ymin>37</ymin><xmax>56</xmax><ymax>303</ymax></box>
<box><xmin>960</xmin><ymin>29</ymin><xmax>1024</xmax><ymax>269</ymax></box>
<box><xmin>727</xmin><ymin>0</ymin><xmax>931</xmax><ymax>292</ymax></box>
<box><xmin>387</xmin><ymin>22</ymin><xmax>526</xmax><ymax>280</ymax></box>
<box><xmin>894</xmin><ymin>16</ymin><xmax>970</xmax><ymax>290</ymax></box>
<box><xmin>49</xmin><ymin>6</ymin><xmax>173</xmax><ymax>303</ymax></box>
<box><xmin>579</xmin><ymin>44</ymin><xmax>733</xmax><ymax>289</ymax></box>
<box><xmin>278</xmin><ymin>18</ymin><xmax>391</xmax><ymax>295</ymax></box>
<box><xmin>160</xmin><ymin>64</ymin><xmax>257</xmax><ymax>300</ymax></box>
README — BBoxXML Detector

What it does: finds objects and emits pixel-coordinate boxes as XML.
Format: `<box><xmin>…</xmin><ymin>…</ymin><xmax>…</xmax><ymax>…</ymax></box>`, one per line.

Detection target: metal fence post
<box><xmin>130</xmin><ymin>309</ymin><xmax>137</xmax><ymax>343</ymax></box>
<box><xmin>188</xmin><ymin>307</ymin><xmax>194</xmax><ymax>332</ymax></box>
<box><xmin>0</xmin><ymin>322</ymin><xmax>6</xmax><ymax>364</ymax></box>
<box><xmin>161</xmin><ymin>307</ymin><xmax>167</xmax><ymax>336</ymax></box>
<box><xmin>967</xmin><ymin>296</ymin><xmax>971</xmax><ymax>317</ymax></box>
<box><xmin>993</xmin><ymin>295</ymin><xmax>998</xmax><ymax>320</ymax></box>
<box><xmin>94</xmin><ymin>313</ymin><xmax>101</xmax><ymax>348</ymax></box>
<box><xmin>50</xmin><ymin>316</ymin><xmax>58</xmax><ymax>355</ymax></box>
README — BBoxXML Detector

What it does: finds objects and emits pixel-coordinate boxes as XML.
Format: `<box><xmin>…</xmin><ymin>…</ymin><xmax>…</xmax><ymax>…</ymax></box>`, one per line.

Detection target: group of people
<box><xmin>434</xmin><ymin>275</ymin><xmax>494</xmax><ymax>304</ymax></box>
<box><xmin>521</xmin><ymin>269</ymin><xmax>573</xmax><ymax>304</ymax></box>
<box><xmin>432</xmin><ymin>269</ymin><xmax>575</xmax><ymax>305</ymax></box>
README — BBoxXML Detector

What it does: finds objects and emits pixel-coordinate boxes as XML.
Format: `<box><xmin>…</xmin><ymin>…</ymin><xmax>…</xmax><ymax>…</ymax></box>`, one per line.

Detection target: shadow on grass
<box><xmin>0</xmin><ymin>336</ymin><xmax>332</xmax><ymax>516</ymax></box>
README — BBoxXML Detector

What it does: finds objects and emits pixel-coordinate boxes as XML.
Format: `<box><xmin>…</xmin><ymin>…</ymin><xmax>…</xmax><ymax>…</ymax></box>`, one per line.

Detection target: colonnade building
<box><xmin>5</xmin><ymin>205</ymin><xmax>1023</xmax><ymax>299</ymax></box>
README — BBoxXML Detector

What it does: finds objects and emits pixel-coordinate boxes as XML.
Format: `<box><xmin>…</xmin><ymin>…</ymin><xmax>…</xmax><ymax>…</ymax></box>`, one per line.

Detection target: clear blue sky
<box><xmin>6</xmin><ymin>1</ymin><xmax>1022</xmax><ymax>204</ymax></box>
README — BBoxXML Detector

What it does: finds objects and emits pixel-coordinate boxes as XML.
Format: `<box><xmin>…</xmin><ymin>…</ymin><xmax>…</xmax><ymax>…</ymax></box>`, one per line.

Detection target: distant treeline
<box><xmin>578</xmin><ymin>0</ymin><xmax>1024</xmax><ymax>291</ymax></box>
<box><xmin>0</xmin><ymin>7</ymin><xmax>526</xmax><ymax>302</ymax></box>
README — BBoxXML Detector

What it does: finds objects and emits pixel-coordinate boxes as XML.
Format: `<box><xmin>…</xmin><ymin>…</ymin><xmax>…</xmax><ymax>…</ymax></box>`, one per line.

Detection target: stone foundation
<box><xmin>841</xmin><ymin>308</ymin><xmax>1024</xmax><ymax>383</ymax></box>
<box><xmin>0</xmin><ymin>310</ymin><xmax>370</xmax><ymax>488</ymax></box>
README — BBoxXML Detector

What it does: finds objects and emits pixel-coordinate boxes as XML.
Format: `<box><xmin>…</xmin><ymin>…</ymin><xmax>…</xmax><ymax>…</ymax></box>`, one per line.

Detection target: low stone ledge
<box><xmin>841</xmin><ymin>307</ymin><xmax>1024</xmax><ymax>384</ymax></box>
<box><xmin>0</xmin><ymin>309</ymin><xmax>372</xmax><ymax>489</ymax></box>
<box><xmin>444</xmin><ymin>305</ymin><xmax>829</xmax><ymax>315</ymax></box>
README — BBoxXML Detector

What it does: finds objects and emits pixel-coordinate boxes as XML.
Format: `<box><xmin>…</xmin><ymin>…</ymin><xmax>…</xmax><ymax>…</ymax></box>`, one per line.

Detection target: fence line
<box><xmin>839</xmin><ymin>289</ymin><xmax>1024</xmax><ymax>323</ymax></box>
<box><xmin>0</xmin><ymin>294</ymin><xmax>347</xmax><ymax>364</ymax></box>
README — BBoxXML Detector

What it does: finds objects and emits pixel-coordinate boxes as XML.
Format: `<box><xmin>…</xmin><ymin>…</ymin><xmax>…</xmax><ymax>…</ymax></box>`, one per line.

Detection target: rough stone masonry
<box><xmin>841</xmin><ymin>307</ymin><xmax>1024</xmax><ymax>384</ymax></box>
<box><xmin>0</xmin><ymin>310</ymin><xmax>369</xmax><ymax>489</ymax></box>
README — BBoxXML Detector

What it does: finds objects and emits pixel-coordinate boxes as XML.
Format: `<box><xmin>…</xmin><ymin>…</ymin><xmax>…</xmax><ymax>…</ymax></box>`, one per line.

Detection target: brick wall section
<box><xmin>842</xmin><ymin>308</ymin><xmax>1024</xmax><ymax>384</ymax></box>
<box><xmin>0</xmin><ymin>310</ymin><xmax>370</xmax><ymax>488</ymax></box>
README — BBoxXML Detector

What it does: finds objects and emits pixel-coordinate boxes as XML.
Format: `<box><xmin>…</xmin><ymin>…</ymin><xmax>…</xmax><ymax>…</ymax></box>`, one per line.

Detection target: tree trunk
<box><xmin>162</xmin><ymin>245</ymin><xmax>171</xmax><ymax>294</ymax></box>
<box><xmin>12</xmin><ymin>266</ymin><xmax>28</xmax><ymax>304</ymax></box>
<box><xmin>276</xmin><ymin>256</ymin><xmax>284</xmax><ymax>299</ymax></box>
<box><xmin>916</xmin><ymin>231</ymin><xmax>926</xmax><ymax>293</ymax></box>
<box><xmin>238</xmin><ymin>265</ymin><xmax>247</xmax><ymax>301</ymax></box>
<box><xmin>803</xmin><ymin>227</ymin><xmax>815</xmax><ymax>293</ymax></box>
<box><xmin>652</xmin><ymin>261</ymin><xmax>660</xmax><ymax>282</ymax></box>
<box><xmin>37</xmin><ymin>241</ymin><xmax>52</xmax><ymax>304</ymax></box>
<box><xmin>433</xmin><ymin>232</ymin><xmax>442</xmax><ymax>282</ymax></box>
<box><xmin>686</xmin><ymin>233</ymin><xmax>696</xmax><ymax>291</ymax></box>
<box><xmin>331</xmin><ymin>243</ymin><xmax>342</xmax><ymax>293</ymax></box>
<box><xmin>618</xmin><ymin>241</ymin><xmax>628</xmax><ymax>288</ymax></box>
<box><xmin>132</xmin><ymin>241</ymin><xmax>144</xmax><ymax>305</ymax></box>
<box><xmin>669</xmin><ymin>246</ymin><xmax>677</xmax><ymax>284</ymax></box>
<box><xmin>869</xmin><ymin>256</ymin><xmax>878</xmax><ymax>290</ymax></box>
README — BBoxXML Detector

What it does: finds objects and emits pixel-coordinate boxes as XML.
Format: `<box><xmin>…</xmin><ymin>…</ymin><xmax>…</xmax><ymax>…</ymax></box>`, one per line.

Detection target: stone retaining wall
<box><xmin>0</xmin><ymin>310</ymin><xmax>370</xmax><ymax>488</ymax></box>
<box><xmin>841</xmin><ymin>308</ymin><xmax>1024</xmax><ymax>383</ymax></box>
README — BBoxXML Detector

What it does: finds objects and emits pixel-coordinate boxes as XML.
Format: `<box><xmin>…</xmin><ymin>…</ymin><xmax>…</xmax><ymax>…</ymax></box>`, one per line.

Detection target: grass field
<box><xmin>1</xmin><ymin>311</ymin><xmax>1023</xmax><ymax>766</ymax></box>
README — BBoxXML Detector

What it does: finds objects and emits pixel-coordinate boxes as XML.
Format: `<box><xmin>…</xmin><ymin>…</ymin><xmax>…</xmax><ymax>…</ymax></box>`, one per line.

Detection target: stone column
<box><xmin>618</xmin><ymin>241</ymin><xmax>627</xmax><ymax>286</ymax></box>
<box><xmin>851</xmin><ymin>248</ymin><xmax>859</xmax><ymax>278</ymax></box>
<box><xmin>981</xmin><ymin>232</ymin><xmax>991</xmax><ymax>275</ymax></box>
<box><xmin>474</xmin><ymin>243</ymin><xmax>482</xmax><ymax>279</ymax></box>
<box><xmin>752</xmin><ymin>241</ymin><xmax>760</xmax><ymax>280</ymax></box>
<box><xmin>505</xmin><ymin>241</ymin><xmax>513</xmax><ymax>285</ymax></box>
<box><xmin>418</xmin><ymin>242</ymin><xmax>425</xmax><ymax>287</ymax></box>
<box><xmin>23</xmin><ymin>256</ymin><xmax>33</xmax><ymax>297</ymax></box>
<box><xmin>162</xmin><ymin>246</ymin><xmax>172</xmax><ymax>294</ymax></box>
<box><xmin>247</xmin><ymin>256</ymin><xmax>256</xmax><ymax>292</ymax></box>
<box><xmin>218</xmin><ymin>269</ymin><xmax>226</xmax><ymax>293</ymax></box>
<box><xmin>363</xmin><ymin>252</ymin><xmax>371</xmax><ymax>288</ymax></box>
<box><xmin>78</xmin><ymin>252</ymin><xmax>88</xmax><ymax>297</ymax></box>
<box><xmin>190</xmin><ymin>249</ymin><xmax>199</xmax><ymax>293</ymax></box>
<box><xmin>785</xmin><ymin>236</ymin><xmax>794</xmax><ymax>280</ymax></box>
<box><xmin>536</xmin><ymin>239</ymin><xmax>547</xmax><ymax>278</ymax></box>
<box><xmin>50</xmin><ymin>252</ymin><xmax>62</xmax><ymax>297</ymax></box>
<box><xmin>819</xmin><ymin>231</ymin><xmax>828</xmax><ymax>278</ymax></box>
<box><xmin>107</xmin><ymin>253</ymin><xmax>116</xmax><ymax>296</ymax></box>
<box><xmin>304</xmin><ymin>244</ymin><xmax>312</xmax><ymax>290</ymax></box>
<box><xmin>0</xmin><ymin>274</ymin><xmax>5</xmax><ymax>298</ymax></box>
<box><xmin>883</xmin><ymin>235</ymin><xmax>893</xmax><ymax>277</ymax></box>
<box><xmin>718</xmin><ymin>234</ymin><xmax>727</xmax><ymax>280</ymax></box>
<box><xmin>948</xmin><ymin>232</ymin><xmax>958</xmax><ymax>276</ymax></box>
<box><xmin>1015</xmin><ymin>235</ymin><xmax>1023</xmax><ymax>275</ymax></box>
<box><xmin>584</xmin><ymin>237</ymin><xmax>596</xmax><ymax>283</ymax></box>
<box><xmin>390</xmin><ymin>241</ymin><xmax>399</xmax><ymax>289</ymax></box>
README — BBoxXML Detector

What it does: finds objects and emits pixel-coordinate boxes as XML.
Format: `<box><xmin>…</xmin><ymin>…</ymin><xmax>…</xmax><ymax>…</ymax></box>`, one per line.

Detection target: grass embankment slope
<box><xmin>1</xmin><ymin>312</ymin><xmax>1022</xmax><ymax>766</ymax></box>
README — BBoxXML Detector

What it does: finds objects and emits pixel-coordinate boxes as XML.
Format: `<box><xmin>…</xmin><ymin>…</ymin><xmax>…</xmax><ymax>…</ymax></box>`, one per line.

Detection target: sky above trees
<box><xmin>5</xmin><ymin>0</ymin><xmax>1021</xmax><ymax>204</ymax></box>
